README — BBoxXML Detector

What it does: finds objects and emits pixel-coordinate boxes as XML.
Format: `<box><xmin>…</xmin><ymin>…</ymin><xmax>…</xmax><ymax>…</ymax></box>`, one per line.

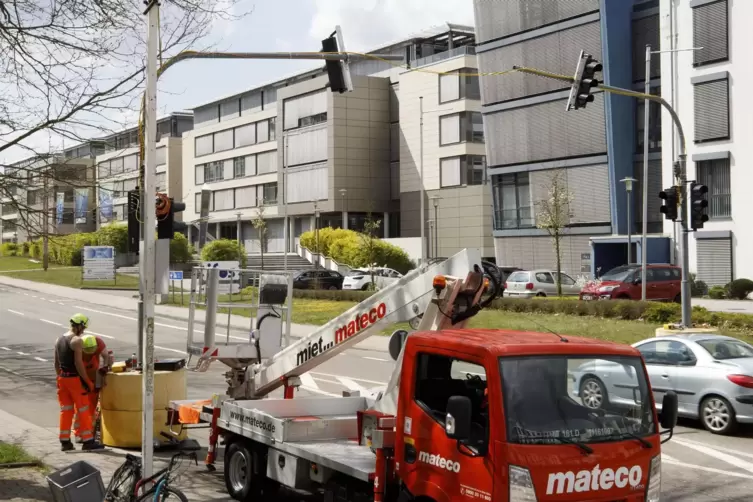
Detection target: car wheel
<box><xmin>329</xmin><ymin>285</ymin><xmax>338</xmax><ymax>291</ymax></box>
<box><xmin>579</xmin><ymin>377</ymin><xmax>608</xmax><ymax>410</ymax></box>
<box><xmin>701</xmin><ymin>396</ymin><xmax>737</xmax><ymax>435</ymax></box>
<box><xmin>536</xmin><ymin>292</ymin><xmax>546</xmax><ymax>297</ymax></box>
<box><xmin>673</xmin><ymin>294</ymin><xmax>681</xmax><ymax>303</ymax></box>
<box><xmin>361</xmin><ymin>284</ymin><xmax>370</xmax><ymax>291</ymax></box>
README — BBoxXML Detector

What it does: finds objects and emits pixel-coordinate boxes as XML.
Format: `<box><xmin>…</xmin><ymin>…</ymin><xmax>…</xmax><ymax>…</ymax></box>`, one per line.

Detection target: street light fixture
<box><xmin>339</xmin><ymin>188</ymin><xmax>347</xmax><ymax>229</ymax></box>
<box><xmin>430</xmin><ymin>195</ymin><xmax>441</xmax><ymax>259</ymax></box>
<box><xmin>621</xmin><ymin>177</ymin><xmax>637</xmax><ymax>265</ymax></box>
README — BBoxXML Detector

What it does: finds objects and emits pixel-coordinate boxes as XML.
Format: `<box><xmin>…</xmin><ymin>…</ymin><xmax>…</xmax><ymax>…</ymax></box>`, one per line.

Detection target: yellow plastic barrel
<box><xmin>100</xmin><ymin>369</ymin><xmax>187</xmax><ymax>448</ymax></box>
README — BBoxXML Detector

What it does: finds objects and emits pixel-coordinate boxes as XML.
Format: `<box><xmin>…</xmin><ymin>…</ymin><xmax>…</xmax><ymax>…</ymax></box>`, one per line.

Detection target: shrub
<box><xmin>200</xmin><ymin>239</ymin><xmax>247</xmax><ymax>267</ymax></box>
<box><xmin>95</xmin><ymin>224</ymin><xmax>129</xmax><ymax>253</ymax></box>
<box><xmin>21</xmin><ymin>241</ymin><xmax>30</xmax><ymax>256</ymax></box>
<box><xmin>708</xmin><ymin>285</ymin><xmax>727</xmax><ymax>299</ymax></box>
<box><xmin>170</xmin><ymin>233</ymin><xmax>193</xmax><ymax>264</ymax></box>
<box><xmin>0</xmin><ymin>242</ymin><xmax>19</xmax><ymax>257</ymax></box>
<box><xmin>300</xmin><ymin>227</ymin><xmax>353</xmax><ymax>257</ymax></box>
<box><xmin>690</xmin><ymin>273</ymin><xmax>708</xmax><ymax>297</ymax></box>
<box><xmin>726</xmin><ymin>278</ymin><xmax>753</xmax><ymax>300</ymax></box>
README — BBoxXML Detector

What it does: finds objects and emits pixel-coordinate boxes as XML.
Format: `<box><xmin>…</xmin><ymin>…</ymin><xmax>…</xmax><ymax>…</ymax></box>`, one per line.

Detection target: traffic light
<box><xmin>156</xmin><ymin>193</ymin><xmax>187</xmax><ymax>240</ymax></box>
<box><xmin>321</xmin><ymin>26</ymin><xmax>353</xmax><ymax>94</ymax></box>
<box><xmin>689</xmin><ymin>182</ymin><xmax>709</xmax><ymax>230</ymax></box>
<box><xmin>127</xmin><ymin>190</ymin><xmax>140</xmax><ymax>253</ymax></box>
<box><xmin>566</xmin><ymin>50</ymin><xmax>603</xmax><ymax>111</ymax></box>
<box><xmin>659</xmin><ymin>186</ymin><xmax>679</xmax><ymax>221</ymax></box>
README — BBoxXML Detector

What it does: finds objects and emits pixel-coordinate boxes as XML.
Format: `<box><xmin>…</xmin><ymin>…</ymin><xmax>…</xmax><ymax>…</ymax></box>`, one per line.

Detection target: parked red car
<box><xmin>579</xmin><ymin>264</ymin><xmax>682</xmax><ymax>302</ymax></box>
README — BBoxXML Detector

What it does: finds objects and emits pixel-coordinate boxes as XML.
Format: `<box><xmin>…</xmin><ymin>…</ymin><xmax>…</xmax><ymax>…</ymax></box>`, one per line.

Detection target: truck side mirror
<box><xmin>660</xmin><ymin>391</ymin><xmax>679</xmax><ymax>430</ymax></box>
<box><xmin>445</xmin><ymin>396</ymin><xmax>472</xmax><ymax>441</ymax></box>
<box><xmin>388</xmin><ymin>330</ymin><xmax>409</xmax><ymax>361</ymax></box>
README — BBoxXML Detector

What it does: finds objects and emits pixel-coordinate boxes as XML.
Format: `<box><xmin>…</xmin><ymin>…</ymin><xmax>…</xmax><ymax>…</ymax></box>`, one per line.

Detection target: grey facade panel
<box><xmin>477</xmin><ymin>21</ymin><xmax>601</xmax><ymax>104</ymax></box>
<box><xmin>696</xmin><ymin>238</ymin><xmax>732</xmax><ymax>286</ymax></box>
<box><xmin>484</xmin><ymin>98</ymin><xmax>607</xmax><ymax>166</ymax></box>
<box><xmin>474</xmin><ymin>0</ymin><xmax>600</xmax><ymax>44</ymax></box>
<box><xmin>494</xmin><ymin>233</ymin><xmax>595</xmax><ymax>274</ymax></box>
<box><xmin>529</xmin><ymin>165</ymin><xmax>610</xmax><ymax>227</ymax></box>
<box><xmin>693</xmin><ymin>0</ymin><xmax>728</xmax><ymax>66</ymax></box>
<box><xmin>632</xmin><ymin>15</ymin><xmax>660</xmax><ymax>82</ymax></box>
<box><xmin>694</xmin><ymin>78</ymin><xmax>729</xmax><ymax>142</ymax></box>
<box><xmin>633</xmin><ymin>159</ymin><xmax>663</xmax><ymax>224</ymax></box>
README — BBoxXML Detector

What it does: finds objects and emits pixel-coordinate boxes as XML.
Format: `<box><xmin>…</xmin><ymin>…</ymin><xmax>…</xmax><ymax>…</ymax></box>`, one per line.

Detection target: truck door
<box><xmin>397</xmin><ymin>351</ymin><xmax>494</xmax><ymax>502</ymax></box>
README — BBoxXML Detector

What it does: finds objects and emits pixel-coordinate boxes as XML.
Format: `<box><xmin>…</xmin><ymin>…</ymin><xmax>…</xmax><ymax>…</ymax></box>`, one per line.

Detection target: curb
<box><xmin>0</xmin><ymin>461</ymin><xmax>43</xmax><ymax>469</ymax></box>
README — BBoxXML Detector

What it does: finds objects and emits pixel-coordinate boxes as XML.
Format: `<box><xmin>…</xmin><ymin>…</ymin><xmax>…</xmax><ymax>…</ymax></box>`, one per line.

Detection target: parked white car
<box><xmin>503</xmin><ymin>269</ymin><xmax>581</xmax><ymax>298</ymax></box>
<box><xmin>342</xmin><ymin>267</ymin><xmax>403</xmax><ymax>291</ymax></box>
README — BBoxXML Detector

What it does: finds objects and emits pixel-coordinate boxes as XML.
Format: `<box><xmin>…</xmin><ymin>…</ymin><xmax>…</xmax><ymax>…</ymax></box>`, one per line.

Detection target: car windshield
<box><xmin>507</xmin><ymin>271</ymin><xmax>530</xmax><ymax>283</ymax></box>
<box><xmin>600</xmin><ymin>266</ymin><xmax>638</xmax><ymax>282</ymax></box>
<box><xmin>500</xmin><ymin>355</ymin><xmax>655</xmax><ymax>445</ymax></box>
<box><xmin>697</xmin><ymin>339</ymin><xmax>753</xmax><ymax>360</ymax></box>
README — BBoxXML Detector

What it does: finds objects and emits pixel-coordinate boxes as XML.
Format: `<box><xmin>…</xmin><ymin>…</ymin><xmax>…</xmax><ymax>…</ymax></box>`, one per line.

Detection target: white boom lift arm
<box><xmin>192</xmin><ymin>248</ymin><xmax>489</xmax><ymax>402</ymax></box>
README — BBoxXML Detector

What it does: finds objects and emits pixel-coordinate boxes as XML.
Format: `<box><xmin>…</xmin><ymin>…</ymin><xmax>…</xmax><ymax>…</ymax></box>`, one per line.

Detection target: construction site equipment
<box><xmin>166</xmin><ymin>249</ymin><xmax>679</xmax><ymax>501</ymax></box>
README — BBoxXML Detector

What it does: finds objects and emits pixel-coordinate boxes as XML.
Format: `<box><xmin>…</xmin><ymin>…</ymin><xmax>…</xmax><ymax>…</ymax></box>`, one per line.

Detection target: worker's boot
<box><xmin>60</xmin><ymin>441</ymin><xmax>75</xmax><ymax>452</ymax></box>
<box><xmin>81</xmin><ymin>440</ymin><xmax>105</xmax><ymax>451</ymax></box>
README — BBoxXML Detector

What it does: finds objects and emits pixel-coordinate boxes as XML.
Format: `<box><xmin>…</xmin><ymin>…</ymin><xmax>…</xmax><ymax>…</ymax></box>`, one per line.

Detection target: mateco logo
<box><xmin>418</xmin><ymin>451</ymin><xmax>461</xmax><ymax>473</ymax></box>
<box><xmin>546</xmin><ymin>464</ymin><xmax>643</xmax><ymax>495</ymax></box>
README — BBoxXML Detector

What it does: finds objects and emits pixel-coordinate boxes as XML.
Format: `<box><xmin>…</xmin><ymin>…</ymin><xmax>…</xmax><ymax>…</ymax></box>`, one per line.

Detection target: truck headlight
<box><xmin>509</xmin><ymin>465</ymin><xmax>538</xmax><ymax>501</ymax></box>
<box><xmin>646</xmin><ymin>454</ymin><xmax>661</xmax><ymax>502</ymax></box>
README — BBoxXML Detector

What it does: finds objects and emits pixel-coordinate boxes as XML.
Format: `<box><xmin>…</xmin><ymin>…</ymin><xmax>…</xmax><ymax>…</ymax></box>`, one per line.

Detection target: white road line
<box><xmin>41</xmin><ymin>319</ymin><xmax>64</xmax><ymax>327</ymax></box>
<box><xmin>310</xmin><ymin>371</ymin><xmax>386</xmax><ymax>386</ymax></box>
<box><xmin>663</xmin><ymin>453</ymin><xmax>753</xmax><ymax>480</ymax></box>
<box><xmin>34</xmin><ymin>357</ymin><xmax>47</xmax><ymax>362</ymax></box>
<box><xmin>155</xmin><ymin>345</ymin><xmax>187</xmax><ymax>355</ymax></box>
<box><xmin>17</xmin><ymin>352</ymin><xmax>28</xmax><ymax>356</ymax></box>
<box><xmin>75</xmin><ymin>306</ymin><xmax>134</xmax><ymax>321</ymax></box>
<box><xmin>337</xmin><ymin>376</ymin><xmax>367</xmax><ymax>393</ymax></box>
<box><xmin>300</xmin><ymin>385</ymin><xmax>340</xmax><ymax>398</ymax></box>
<box><xmin>0</xmin><ymin>347</ymin><xmax>10</xmax><ymax>351</ymax></box>
<box><xmin>87</xmin><ymin>331</ymin><xmax>114</xmax><ymax>340</ymax></box>
<box><xmin>300</xmin><ymin>373</ymin><xmax>319</xmax><ymax>390</ymax></box>
<box><xmin>673</xmin><ymin>438</ymin><xmax>753</xmax><ymax>474</ymax></box>
<box><xmin>362</xmin><ymin>356</ymin><xmax>389</xmax><ymax>362</ymax></box>
<box><xmin>8</xmin><ymin>309</ymin><xmax>25</xmax><ymax>316</ymax></box>
<box><xmin>671</xmin><ymin>437</ymin><xmax>753</xmax><ymax>460</ymax></box>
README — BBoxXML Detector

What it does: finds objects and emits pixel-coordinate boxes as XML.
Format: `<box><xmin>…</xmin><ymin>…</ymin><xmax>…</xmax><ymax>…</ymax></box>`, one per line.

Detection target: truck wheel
<box><xmin>224</xmin><ymin>441</ymin><xmax>278</xmax><ymax>501</ymax></box>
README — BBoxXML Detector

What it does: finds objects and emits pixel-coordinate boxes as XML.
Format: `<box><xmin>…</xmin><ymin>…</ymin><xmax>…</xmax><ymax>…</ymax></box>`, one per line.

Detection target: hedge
<box><xmin>299</xmin><ymin>228</ymin><xmax>414</xmax><ymax>274</ymax></box>
<box><xmin>200</xmin><ymin>239</ymin><xmax>247</xmax><ymax>268</ymax></box>
<box><xmin>0</xmin><ymin>242</ymin><xmax>20</xmax><ymax>257</ymax></box>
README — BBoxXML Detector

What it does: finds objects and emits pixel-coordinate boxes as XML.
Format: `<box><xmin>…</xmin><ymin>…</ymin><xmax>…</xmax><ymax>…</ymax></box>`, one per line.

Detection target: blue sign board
<box><xmin>169</xmin><ymin>271</ymin><xmax>184</xmax><ymax>281</ymax></box>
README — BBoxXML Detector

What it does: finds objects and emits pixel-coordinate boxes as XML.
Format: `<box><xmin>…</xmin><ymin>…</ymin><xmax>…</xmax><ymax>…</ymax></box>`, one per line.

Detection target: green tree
<box><xmin>252</xmin><ymin>206</ymin><xmax>269</xmax><ymax>269</ymax></box>
<box><xmin>361</xmin><ymin>212</ymin><xmax>383</xmax><ymax>290</ymax></box>
<box><xmin>535</xmin><ymin>170</ymin><xmax>573</xmax><ymax>297</ymax></box>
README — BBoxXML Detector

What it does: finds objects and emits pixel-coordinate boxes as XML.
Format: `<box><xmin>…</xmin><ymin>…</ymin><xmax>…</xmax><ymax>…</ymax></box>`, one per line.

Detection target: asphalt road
<box><xmin>2</xmin><ymin>284</ymin><xmax>753</xmax><ymax>501</ymax></box>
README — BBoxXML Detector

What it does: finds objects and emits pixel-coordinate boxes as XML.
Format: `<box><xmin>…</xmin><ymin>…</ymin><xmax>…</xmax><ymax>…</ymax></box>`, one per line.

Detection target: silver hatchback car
<box><xmin>570</xmin><ymin>334</ymin><xmax>753</xmax><ymax>435</ymax></box>
<box><xmin>503</xmin><ymin>269</ymin><xmax>581</xmax><ymax>298</ymax></box>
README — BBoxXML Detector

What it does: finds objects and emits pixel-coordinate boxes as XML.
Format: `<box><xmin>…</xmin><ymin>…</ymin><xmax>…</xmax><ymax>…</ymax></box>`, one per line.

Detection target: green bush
<box><xmin>200</xmin><ymin>239</ymin><xmax>247</xmax><ymax>267</ymax></box>
<box><xmin>299</xmin><ymin>228</ymin><xmax>414</xmax><ymax>274</ymax></box>
<box><xmin>21</xmin><ymin>241</ymin><xmax>30</xmax><ymax>256</ymax></box>
<box><xmin>95</xmin><ymin>224</ymin><xmax>129</xmax><ymax>253</ymax></box>
<box><xmin>170</xmin><ymin>233</ymin><xmax>193</xmax><ymax>264</ymax></box>
<box><xmin>0</xmin><ymin>242</ymin><xmax>19</xmax><ymax>257</ymax></box>
<box><xmin>726</xmin><ymin>278</ymin><xmax>753</xmax><ymax>300</ymax></box>
<box><xmin>708</xmin><ymin>285</ymin><xmax>727</xmax><ymax>299</ymax></box>
<box><xmin>29</xmin><ymin>240</ymin><xmax>42</xmax><ymax>259</ymax></box>
<box><xmin>690</xmin><ymin>273</ymin><xmax>708</xmax><ymax>297</ymax></box>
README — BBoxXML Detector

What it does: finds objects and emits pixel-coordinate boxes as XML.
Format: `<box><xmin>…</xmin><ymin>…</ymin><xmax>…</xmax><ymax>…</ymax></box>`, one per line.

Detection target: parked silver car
<box><xmin>571</xmin><ymin>334</ymin><xmax>753</xmax><ymax>435</ymax></box>
<box><xmin>503</xmin><ymin>269</ymin><xmax>581</xmax><ymax>298</ymax></box>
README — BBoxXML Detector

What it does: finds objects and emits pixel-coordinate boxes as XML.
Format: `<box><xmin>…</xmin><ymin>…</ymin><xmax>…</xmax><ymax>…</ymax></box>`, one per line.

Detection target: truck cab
<box><xmin>394</xmin><ymin>329</ymin><xmax>678</xmax><ymax>502</ymax></box>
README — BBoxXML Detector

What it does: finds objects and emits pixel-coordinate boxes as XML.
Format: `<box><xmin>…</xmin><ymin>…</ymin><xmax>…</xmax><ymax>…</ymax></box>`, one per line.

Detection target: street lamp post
<box><xmin>419</xmin><ymin>97</ymin><xmax>426</xmax><ymax>268</ymax></box>
<box><xmin>428</xmin><ymin>219</ymin><xmax>435</xmax><ymax>259</ymax></box>
<box><xmin>314</xmin><ymin>200</ymin><xmax>320</xmax><ymax>289</ymax></box>
<box><xmin>430</xmin><ymin>195</ymin><xmax>441</xmax><ymax>259</ymax></box>
<box><xmin>339</xmin><ymin>188</ymin><xmax>347</xmax><ymax>229</ymax></box>
<box><xmin>235</xmin><ymin>212</ymin><xmax>242</xmax><ymax>251</ymax></box>
<box><xmin>621</xmin><ymin>177</ymin><xmax>637</xmax><ymax>265</ymax></box>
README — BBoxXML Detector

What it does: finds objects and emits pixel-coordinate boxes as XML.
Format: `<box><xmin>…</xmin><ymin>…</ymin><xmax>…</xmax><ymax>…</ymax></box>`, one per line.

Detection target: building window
<box><xmin>284</xmin><ymin>90</ymin><xmax>327</xmax><ymax>131</ymax></box>
<box><xmin>234</xmin><ymin>157</ymin><xmax>246</xmax><ymax>178</ymax></box>
<box><xmin>98</xmin><ymin>162</ymin><xmax>111</xmax><ymax>179</ymax></box>
<box><xmin>693</xmin><ymin>0</ymin><xmax>728</xmax><ymax>67</ymax></box>
<box><xmin>27</xmin><ymin>190</ymin><xmax>42</xmax><ymax>206</ymax></box>
<box><xmin>123</xmin><ymin>154</ymin><xmax>138</xmax><ymax>173</ymax></box>
<box><xmin>195</xmin><ymin>134</ymin><xmax>213</xmax><ymax>157</ymax></box>
<box><xmin>256</xmin><ymin>151</ymin><xmax>277</xmax><ymax>174</ymax></box>
<box><xmin>439</xmin><ymin>68</ymin><xmax>480</xmax><ymax>103</ymax></box>
<box><xmin>155</xmin><ymin>173</ymin><xmax>167</xmax><ymax>193</ymax></box>
<box><xmin>214</xmin><ymin>129</ymin><xmax>234</xmax><ymax>152</ymax></box>
<box><xmin>492</xmin><ymin>172</ymin><xmax>533</xmax><ymax>230</ymax></box>
<box><xmin>636</xmin><ymin>86</ymin><xmax>662</xmax><ymax>153</ymax></box>
<box><xmin>156</xmin><ymin>147</ymin><xmax>166</xmax><ymax>166</ymax></box>
<box><xmin>235</xmin><ymin>186</ymin><xmax>257</xmax><ymax>208</ymax></box>
<box><xmin>235</xmin><ymin>123</ymin><xmax>256</xmax><ymax>147</ymax></box>
<box><xmin>440</xmin><ymin>155</ymin><xmax>487</xmax><ymax>188</ymax></box>
<box><xmin>439</xmin><ymin>112</ymin><xmax>484</xmax><ymax>146</ymax></box>
<box><xmin>269</xmin><ymin>117</ymin><xmax>276</xmax><ymax>141</ymax></box>
<box><xmin>213</xmin><ymin>188</ymin><xmax>235</xmax><ymax>211</ymax></box>
<box><xmin>204</xmin><ymin>161</ymin><xmax>223</xmax><ymax>183</ymax></box>
<box><xmin>260</xmin><ymin>183</ymin><xmax>277</xmax><ymax>205</ymax></box>
<box><xmin>697</xmin><ymin>158</ymin><xmax>731</xmax><ymax>219</ymax></box>
<box><xmin>694</xmin><ymin>77</ymin><xmax>729</xmax><ymax>143</ymax></box>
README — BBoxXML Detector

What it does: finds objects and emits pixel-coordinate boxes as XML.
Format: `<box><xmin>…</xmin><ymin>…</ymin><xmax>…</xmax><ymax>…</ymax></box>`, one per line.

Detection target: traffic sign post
<box><xmin>169</xmin><ymin>271</ymin><xmax>184</xmax><ymax>305</ymax></box>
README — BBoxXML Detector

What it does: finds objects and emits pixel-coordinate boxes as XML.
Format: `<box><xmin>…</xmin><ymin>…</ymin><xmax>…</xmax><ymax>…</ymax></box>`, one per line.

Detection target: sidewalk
<box><xmin>0</xmin><ymin>408</ymin><xmax>231</xmax><ymax>501</ymax></box>
<box><xmin>0</xmin><ymin>274</ymin><xmax>391</xmax><ymax>353</ymax></box>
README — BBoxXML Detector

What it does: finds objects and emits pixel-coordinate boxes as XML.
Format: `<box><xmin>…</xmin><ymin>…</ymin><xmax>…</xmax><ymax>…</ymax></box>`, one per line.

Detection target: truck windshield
<box><xmin>500</xmin><ymin>355</ymin><xmax>655</xmax><ymax>445</ymax></box>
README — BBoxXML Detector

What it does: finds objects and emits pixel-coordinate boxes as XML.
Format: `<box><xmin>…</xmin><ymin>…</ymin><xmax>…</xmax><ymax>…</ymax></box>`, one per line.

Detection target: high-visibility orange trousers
<box><xmin>73</xmin><ymin>391</ymin><xmax>99</xmax><ymax>440</ymax></box>
<box><xmin>57</xmin><ymin>376</ymin><xmax>93</xmax><ymax>443</ymax></box>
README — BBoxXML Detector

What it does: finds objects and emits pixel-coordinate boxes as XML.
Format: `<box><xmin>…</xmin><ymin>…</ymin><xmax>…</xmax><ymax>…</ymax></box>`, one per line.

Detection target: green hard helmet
<box><xmin>70</xmin><ymin>313</ymin><xmax>89</xmax><ymax>329</ymax></box>
<box><xmin>81</xmin><ymin>334</ymin><xmax>98</xmax><ymax>354</ymax></box>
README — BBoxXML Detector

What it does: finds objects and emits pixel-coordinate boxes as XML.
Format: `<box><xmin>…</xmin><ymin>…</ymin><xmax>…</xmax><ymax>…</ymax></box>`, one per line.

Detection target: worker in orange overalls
<box><xmin>53</xmin><ymin>314</ymin><xmax>104</xmax><ymax>451</ymax></box>
<box><xmin>73</xmin><ymin>334</ymin><xmax>110</xmax><ymax>443</ymax></box>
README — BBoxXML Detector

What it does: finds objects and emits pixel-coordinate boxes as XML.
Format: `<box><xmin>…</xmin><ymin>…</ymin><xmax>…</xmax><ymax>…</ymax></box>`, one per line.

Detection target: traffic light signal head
<box><xmin>659</xmin><ymin>186</ymin><xmax>679</xmax><ymax>221</ymax></box>
<box><xmin>321</xmin><ymin>26</ymin><xmax>353</xmax><ymax>94</ymax></box>
<box><xmin>156</xmin><ymin>194</ymin><xmax>187</xmax><ymax>240</ymax></box>
<box><xmin>566</xmin><ymin>51</ymin><xmax>603</xmax><ymax>111</ymax></box>
<box><xmin>689</xmin><ymin>182</ymin><xmax>709</xmax><ymax>230</ymax></box>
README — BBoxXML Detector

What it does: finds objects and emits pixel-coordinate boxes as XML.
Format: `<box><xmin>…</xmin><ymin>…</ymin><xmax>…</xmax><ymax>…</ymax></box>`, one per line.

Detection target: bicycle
<box><xmin>104</xmin><ymin>444</ymin><xmax>197</xmax><ymax>501</ymax></box>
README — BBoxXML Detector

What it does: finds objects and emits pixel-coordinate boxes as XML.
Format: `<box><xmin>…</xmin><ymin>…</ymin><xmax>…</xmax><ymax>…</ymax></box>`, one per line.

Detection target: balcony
<box><xmin>412</xmin><ymin>45</ymin><xmax>476</xmax><ymax>69</ymax></box>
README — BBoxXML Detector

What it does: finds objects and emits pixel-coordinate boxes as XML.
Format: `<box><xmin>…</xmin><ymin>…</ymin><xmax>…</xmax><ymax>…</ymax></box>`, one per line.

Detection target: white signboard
<box><xmin>201</xmin><ymin>261</ymin><xmax>240</xmax><ymax>293</ymax></box>
<box><xmin>83</xmin><ymin>246</ymin><xmax>115</xmax><ymax>281</ymax></box>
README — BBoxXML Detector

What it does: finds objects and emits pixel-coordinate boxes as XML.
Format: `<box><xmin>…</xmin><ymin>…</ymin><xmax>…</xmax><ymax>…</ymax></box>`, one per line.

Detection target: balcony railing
<box><xmin>411</xmin><ymin>45</ymin><xmax>476</xmax><ymax>68</ymax></box>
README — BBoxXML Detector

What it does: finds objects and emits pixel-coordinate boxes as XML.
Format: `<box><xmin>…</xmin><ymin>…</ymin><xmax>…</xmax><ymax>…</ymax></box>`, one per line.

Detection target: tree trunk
<box><xmin>555</xmin><ymin>232</ymin><xmax>563</xmax><ymax>297</ymax></box>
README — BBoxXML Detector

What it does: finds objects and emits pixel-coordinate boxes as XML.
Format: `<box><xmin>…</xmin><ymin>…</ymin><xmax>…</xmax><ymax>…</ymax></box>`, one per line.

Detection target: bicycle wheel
<box><xmin>135</xmin><ymin>486</ymin><xmax>189</xmax><ymax>502</ymax></box>
<box><xmin>105</xmin><ymin>461</ymin><xmax>139</xmax><ymax>502</ymax></box>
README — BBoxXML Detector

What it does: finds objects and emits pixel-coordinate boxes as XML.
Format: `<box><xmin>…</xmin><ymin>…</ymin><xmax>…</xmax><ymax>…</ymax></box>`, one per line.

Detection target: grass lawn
<box><xmin>0</xmin><ymin>256</ymin><xmax>62</xmax><ymax>272</ymax></box>
<box><xmin>0</xmin><ymin>267</ymin><xmax>140</xmax><ymax>290</ymax></box>
<box><xmin>0</xmin><ymin>442</ymin><xmax>36</xmax><ymax>465</ymax></box>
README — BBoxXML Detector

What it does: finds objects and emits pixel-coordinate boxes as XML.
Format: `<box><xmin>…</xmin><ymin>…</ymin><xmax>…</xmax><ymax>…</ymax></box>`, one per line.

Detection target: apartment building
<box><xmin>473</xmin><ymin>0</ymin><xmax>668</xmax><ymax>276</ymax></box>
<box><xmin>95</xmin><ymin>112</ymin><xmax>193</xmax><ymax>227</ymax></box>
<box><xmin>659</xmin><ymin>0</ymin><xmax>746</xmax><ymax>286</ymax></box>
<box><xmin>1</xmin><ymin>142</ymin><xmax>103</xmax><ymax>243</ymax></box>
<box><xmin>182</xmin><ymin>24</ymin><xmax>492</xmax><ymax>259</ymax></box>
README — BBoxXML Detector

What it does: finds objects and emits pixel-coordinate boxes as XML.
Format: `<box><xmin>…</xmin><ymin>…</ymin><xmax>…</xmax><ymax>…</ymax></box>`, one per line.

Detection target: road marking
<box><xmin>300</xmin><ymin>373</ymin><xmax>319</xmax><ymax>390</ymax></box>
<box><xmin>8</xmin><ymin>309</ymin><xmax>25</xmax><ymax>316</ymax></box>
<box><xmin>362</xmin><ymin>356</ymin><xmax>389</xmax><ymax>362</ymax></box>
<box><xmin>300</xmin><ymin>385</ymin><xmax>340</xmax><ymax>398</ymax></box>
<box><xmin>337</xmin><ymin>376</ymin><xmax>368</xmax><ymax>393</ymax></box>
<box><xmin>663</xmin><ymin>453</ymin><xmax>753</xmax><ymax>480</ymax></box>
<box><xmin>0</xmin><ymin>347</ymin><xmax>10</xmax><ymax>351</ymax></box>
<box><xmin>310</xmin><ymin>371</ymin><xmax>386</xmax><ymax>386</ymax></box>
<box><xmin>87</xmin><ymin>331</ymin><xmax>114</xmax><ymax>340</ymax></box>
<box><xmin>155</xmin><ymin>345</ymin><xmax>187</xmax><ymax>355</ymax></box>
<box><xmin>673</xmin><ymin>438</ymin><xmax>753</xmax><ymax>474</ymax></box>
<box><xmin>41</xmin><ymin>319</ymin><xmax>64</xmax><ymax>327</ymax></box>
<box><xmin>34</xmin><ymin>357</ymin><xmax>47</xmax><ymax>362</ymax></box>
<box><xmin>673</xmin><ymin>437</ymin><xmax>753</xmax><ymax>460</ymax></box>
<box><xmin>17</xmin><ymin>352</ymin><xmax>28</xmax><ymax>356</ymax></box>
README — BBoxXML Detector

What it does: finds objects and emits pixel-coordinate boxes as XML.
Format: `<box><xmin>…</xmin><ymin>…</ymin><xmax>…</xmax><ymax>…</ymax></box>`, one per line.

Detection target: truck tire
<box><xmin>224</xmin><ymin>440</ymin><xmax>279</xmax><ymax>501</ymax></box>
